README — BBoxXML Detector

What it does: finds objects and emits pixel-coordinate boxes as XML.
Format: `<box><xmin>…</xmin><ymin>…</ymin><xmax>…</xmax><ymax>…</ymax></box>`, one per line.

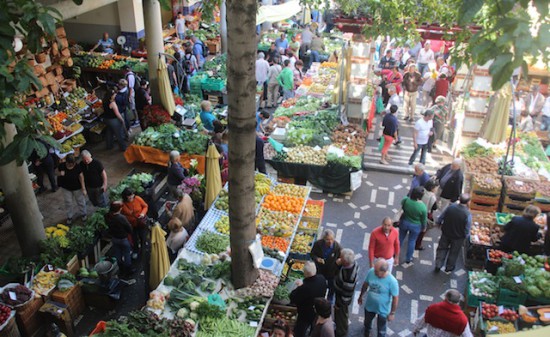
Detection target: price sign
<box><xmin>515</xmin><ymin>180</ymin><xmax>524</xmax><ymax>186</ymax></box>
<box><xmin>513</xmin><ymin>276</ymin><xmax>522</xmax><ymax>284</ymax></box>
<box><xmin>8</xmin><ymin>291</ymin><xmax>17</xmax><ymax>301</ymax></box>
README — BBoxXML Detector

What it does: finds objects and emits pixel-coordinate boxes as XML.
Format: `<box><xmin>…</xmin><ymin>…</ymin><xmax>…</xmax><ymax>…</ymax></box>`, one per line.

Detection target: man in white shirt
<box><xmin>525</xmin><ymin>85</ymin><xmax>545</xmax><ymax>118</ymax></box>
<box><xmin>256</xmin><ymin>52</ymin><xmax>270</xmax><ymax>107</ymax></box>
<box><xmin>416</xmin><ymin>41</ymin><xmax>435</xmax><ymax>76</ymax></box>
<box><xmin>408</xmin><ymin>110</ymin><xmax>434</xmax><ymax>165</ymax></box>
<box><xmin>175</xmin><ymin>13</ymin><xmax>186</xmax><ymax>40</ymax></box>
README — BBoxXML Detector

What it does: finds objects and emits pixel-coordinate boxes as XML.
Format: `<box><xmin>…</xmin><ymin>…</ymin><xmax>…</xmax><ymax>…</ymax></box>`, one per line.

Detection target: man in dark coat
<box><xmin>436</xmin><ymin>158</ymin><xmax>464</xmax><ymax>211</ymax></box>
<box><xmin>310</xmin><ymin>229</ymin><xmax>342</xmax><ymax>302</ymax></box>
<box><xmin>290</xmin><ymin>261</ymin><xmax>327</xmax><ymax>337</ymax></box>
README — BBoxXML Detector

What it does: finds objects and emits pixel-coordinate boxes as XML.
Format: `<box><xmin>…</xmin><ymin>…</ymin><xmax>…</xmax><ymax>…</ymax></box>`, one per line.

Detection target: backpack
<box><xmin>126</xmin><ymin>71</ymin><xmax>142</xmax><ymax>90</ymax></box>
<box><xmin>184</xmin><ymin>54</ymin><xmax>195</xmax><ymax>73</ymax></box>
<box><xmin>196</xmin><ymin>41</ymin><xmax>208</xmax><ymax>58</ymax></box>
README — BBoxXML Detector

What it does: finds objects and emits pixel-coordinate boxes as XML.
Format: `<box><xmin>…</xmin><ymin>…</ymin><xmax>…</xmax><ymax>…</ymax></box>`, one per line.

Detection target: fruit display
<box><xmin>235</xmin><ymin>269</ymin><xmax>279</xmax><ymax>298</ymax></box>
<box><xmin>0</xmin><ymin>284</ymin><xmax>33</xmax><ymax>307</ymax></box>
<box><xmin>291</xmin><ymin>261</ymin><xmax>305</xmax><ymax>272</ymax></box>
<box><xmin>32</xmin><ymin>269</ymin><xmax>65</xmax><ymax>296</ymax></box>
<box><xmin>265</xmin><ymin>305</ymin><xmax>297</xmax><ymax>322</ymax></box>
<box><xmin>487</xmin><ymin>249</ymin><xmax>512</xmax><ymax>264</ymax></box>
<box><xmin>332</xmin><ymin>124</ymin><xmax>367</xmax><ymax>152</ymax></box>
<box><xmin>257</xmin><ymin>209</ymin><xmax>298</xmax><ymax>238</ymax></box>
<box><xmin>465</xmin><ymin>157</ymin><xmax>499</xmax><ymax>175</ymax></box>
<box><xmin>303</xmin><ymin>202</ymin><xmax>323</xmax><ymax>218</ymax></box>
<box><xmin>472</xmin><ymin>174</ymin><xmax>502</xmax><ymax>192</ymax></box>
<box><xmin>290</xmin><ymin>233</ymin><xmax>315</xmax><ymax>254</ymax></box>
<box><xmin>298</xmin><ymin>220</ymin><xmax>319</xmax><ymax>232</ymax></box>
<box><xmin>261</xmin><ymin>235</ymin><xmax>290</xmax><ymax>253</ymax></box>
<box><xmin>491</xmin><ymin>225</ymin><xmax>505</xmax><ymax>245</ymax></box>
<box><xmin>485</xmin><ymin>321</ymin><xmax>516</xmax><ymax>334</ymax></box>
<box><xmin>214</xmin><ymin>215</ymin><xmax>229</xmax><ymax>235</ymax></box>
<box><xmin>321</xmin><ymin>62</ymin><xmax>338</xmax><ymax>68</ymax></box>
<box><xmin>214</xmin><ymin>189</ymin><xmax>229</xmax><ymax>211</ymax></box>
<box><xmin>66</xmin><ymin>87</ymin><xmax>87</xmax><ymax>103</ymax></box>
<box><xmin>481</xmin><ymin>303</ymin><xmax>518</xmax><ymax>322</ymax></box>
<box><xmin>308</xmin><ymin>83</ymin><xmax>328</xmax><ymax>95</ymax></box>
<box><xmin>255</xmin><ymin>174</ymin><xmax>273</xmax><ymax>195</ymax></box>
<box><xmin>286</xmin><ymin>145</ymin><xmax>328</xmax><ymax>166</ymax></box>
<box><xmin>0</xmin><ymin>303</ymin><xmax>11</xmax><ymax>327</ymax></box>
<box><xmin>272</xmin><ymin>183</ymin><xmax>308</xmax><ymax>198</ymax></box>
<box><xmin>234</xmin><ymin>296</ymin><xmax>267</xmax><ymax>322</ymax></box>
<box><xmin>470</xmin><ymin>223</ymin><xmax>492</xmax><ymax>246</ymax></box>
<box><xmin>261</xmin><ymin>194</ymin><xmax>305</xmax><ymax>214</ymax></box>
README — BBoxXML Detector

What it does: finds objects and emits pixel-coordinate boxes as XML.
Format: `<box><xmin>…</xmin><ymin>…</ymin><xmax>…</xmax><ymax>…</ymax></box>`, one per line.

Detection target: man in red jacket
<box><xmin>413</xmin><ymin>289</ymin><xmax>473</xmax><ymax>337</ymax></box>
<box><xmin>368</xmin><ymin>217</ymin><xmax>400</xmax><ymax>273</ymax></box>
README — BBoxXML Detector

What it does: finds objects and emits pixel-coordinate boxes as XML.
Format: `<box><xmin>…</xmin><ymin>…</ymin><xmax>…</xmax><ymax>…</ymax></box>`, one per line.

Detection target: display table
<box><xmin>267</xmin><ymin>160</ymin><xmax>361</xmax><ymax>194</ymax></box>
<box><xmin>124</xmin><ymin>144</ymin><xmax>206</xmax><ymax>174</ymax></box>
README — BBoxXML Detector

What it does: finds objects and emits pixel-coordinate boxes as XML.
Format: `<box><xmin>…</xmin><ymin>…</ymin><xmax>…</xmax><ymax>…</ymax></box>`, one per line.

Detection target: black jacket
<box><xmin>290</xmin><ymin>274</ymin><xmax>327</xmax><ymax>322</ymax></box>
<box><xmin>436</xmin><ymin>164</ymin><xmax>463</xmax><ymax>202</ymax></box>
<box><xmin>438</xmin><ymin>203</ymin><xmax>470</xmax><ymax>240</ymax></box>
<box><xmin>106</xmin><ymin>213</ymin><xmax>132</xmax><ymax>239</ymax></box>
<box><xmin>310</xmin><ymin>240</ymin><xmax>342</xmax><ymax>279</ymax></box>
<box><xmin>501</xmin><ymin>216</ymin><xmax>541</xmax><ymax>254</ymax></box>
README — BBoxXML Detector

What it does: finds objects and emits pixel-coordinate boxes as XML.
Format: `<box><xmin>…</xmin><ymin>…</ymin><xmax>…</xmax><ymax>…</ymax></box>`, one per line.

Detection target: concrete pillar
<box><xmin>143</xmin><ymin>0</ymin><xmax>165</xmax><ymax>103</ymax></box>
<box><xmin>220</xmin><ymin>0</ymin><xmax>227</xmax><ymax>53</ymax></box>
<box><xmin>118</xmin><ymin>0</ymin><xmax>145</xmax><ymax>50</ymax></box>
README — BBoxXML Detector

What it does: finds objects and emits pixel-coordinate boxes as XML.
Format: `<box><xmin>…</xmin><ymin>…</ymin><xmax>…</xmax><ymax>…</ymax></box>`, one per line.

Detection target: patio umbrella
<box><xmin>204</xmin><ymin>143</ymin><xmax>222</xmax><ymax>210</ymax></box>
<box><xmin>481</xmin><ymin>82</ymin><xmax>512</xmax><ymax>144</ymax></box>
<box><xmin>157</xmin><ymin>56</ymin><xmax>176</xmax><ymax>116</ymax></box>
<box><xmin>149</xmin><ymin>223</ymin><xmax>170</xmax><ymax>289</ymax></box>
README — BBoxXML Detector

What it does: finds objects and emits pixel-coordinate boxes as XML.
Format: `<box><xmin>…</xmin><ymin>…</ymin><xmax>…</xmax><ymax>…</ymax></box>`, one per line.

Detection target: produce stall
<box><xmin>264</xmin><ymin>62</ymin><xmax>363</xmax><ymax>194</ymax></box>
<box><xmin>85</xmin><ymin>173</ymin><xmax>325</xmax><ymax>336</ymax></box>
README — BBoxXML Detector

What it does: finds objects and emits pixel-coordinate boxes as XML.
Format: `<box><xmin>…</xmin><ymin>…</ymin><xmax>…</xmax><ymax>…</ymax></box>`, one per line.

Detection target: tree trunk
<box><xmin>227</xmin><ymin>0</ymin><xmax>259</xmax><ymax>288</ymax></box>
<box><xmin>0</xmin><ymin>124</ymin><xmax>45</xmax><ymax>257</ymax></box>
<box><xmin>143</xmin><ymin>0</ymin><xmax>165</xmax><ymax>104</ymax></box>
<box><xmin>220</xmin><ymin>0</ymin><xmax>228</xmax><ymax>54</ymax></box>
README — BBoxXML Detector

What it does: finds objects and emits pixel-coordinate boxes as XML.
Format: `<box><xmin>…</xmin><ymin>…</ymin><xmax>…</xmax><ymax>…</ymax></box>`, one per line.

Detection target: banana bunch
<box><xmin>33</xmin><ymin>271</ymin><xmax>60</xmax><ymax>295</ymax></box>
<box><xmin>255</xmin><ymin>182</ymin><xmax>271</xmax><ymax>196</ymax></box>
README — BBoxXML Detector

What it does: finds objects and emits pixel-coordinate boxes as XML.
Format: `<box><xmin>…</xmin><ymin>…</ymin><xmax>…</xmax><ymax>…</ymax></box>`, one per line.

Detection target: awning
<box><xmin>257</xmin><ymin>0</ymin><xmax>302</xmax><ymax>25</ymax></box>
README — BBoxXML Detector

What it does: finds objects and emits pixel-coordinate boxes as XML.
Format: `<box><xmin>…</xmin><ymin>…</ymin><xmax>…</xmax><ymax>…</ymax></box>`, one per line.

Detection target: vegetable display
<box><xmin>0</xmin><ymin>284</ymin><xmax>33</xmax><ymax>307</ymax></box>
<box><xmin>109</xmin><ymin>173</ymin><xmax>154</xmax><ymax>201</ymax></box>
<box><xmin>195</xmin><ymin>231</ymin><xmax>229</xmax><ymax>254</ymax></box>
<box><xmin>134</xmin><ymin>124</ymin><xmax>209</xmax><ymax>155</ymax></box>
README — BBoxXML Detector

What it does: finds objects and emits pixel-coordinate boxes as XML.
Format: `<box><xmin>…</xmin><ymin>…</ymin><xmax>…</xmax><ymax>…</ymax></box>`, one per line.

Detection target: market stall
<box><xmin>263</xmin><ymin>62</ymin><xmax>363</xmax><ymax>194</ymax></box>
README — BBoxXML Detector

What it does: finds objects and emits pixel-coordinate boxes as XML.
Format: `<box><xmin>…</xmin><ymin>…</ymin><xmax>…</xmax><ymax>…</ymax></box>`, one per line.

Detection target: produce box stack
<box><xmin>51</xmin><ymin>285</ymin><xmax>85</xmax><ymax>318</ymax></box>
<box><xmin>15</xmin><ymin>297</ymin><xmax>45</xmax><ymax>337</ymax></box>
<box><xmin>478</xmin><ymin>302</ymin><xmax>519</xmax><ymax>335</ymax></box>
<box><xmin>470</xmin><ymin>174</ymin><xmax>502</xmax><ymax>212</ymax></box>
<box><xmin>502</xmin><ymin>177</ymin><xmax>537</xmax><ymax>213</ymax></box>
<box><xmin>467</xmin><ymin>211</ymin><xmax>496</xmax><ymax>269</ymax></box>
<box><xmin>262</xmin><ymin>304</ymin><xmax>298</xmax><ymax>331</ymax></box>
<box><xmin>485</xmin><ymin>249</ymin><xmax>512</xmax><ymax>275</ymax></box>
<box><xmin>298</xmin><ymin>199</ymin><xmax>324</xmax><ymax>234</ymax></box>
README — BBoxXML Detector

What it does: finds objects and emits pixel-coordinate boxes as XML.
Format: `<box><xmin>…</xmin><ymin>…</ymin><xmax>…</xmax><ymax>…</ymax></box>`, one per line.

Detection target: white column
<box><xmin>143</xmin><ymin>0</ymin><xmax>165</xmax><ymax>103</ymax></box>
<box><xmin>118</xmin><ymin>0</ymin><xmax>145</xmax><ymax>49</ymax></box>
<box><xmin>220</xmin><ymin>0</ymin><xmax>228</xmax><ymax>53</ymax></box>
<box><xmin>261</xmin><ymin>0</ymin><xmax>272</xmax><ymax>31</ymax></box>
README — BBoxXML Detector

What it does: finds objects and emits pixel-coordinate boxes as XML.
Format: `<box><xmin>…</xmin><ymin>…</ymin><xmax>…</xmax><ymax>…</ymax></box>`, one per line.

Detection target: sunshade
<box><xmin>481</xmin><ymin>82</ymin><xmax>512</xmax><ymax>144</ymax></box>
<box><xmin>204</xmin><ymin>144</ymin><xmax>222</xmax><ymax>210</ymax></box>
<box><xmin>256</xmin><ymin>0</ymin><xmax>302</xmax><ymax>25</ymax></box>
<box><xmin>157</xmin><ymin>56</ymin><xmax>176</xmax><ymax>116</ymax></box>
<box><xmin>149</xmin><ymin>223</ymin><xmax>170</xmax><ymax>289</ymax></box>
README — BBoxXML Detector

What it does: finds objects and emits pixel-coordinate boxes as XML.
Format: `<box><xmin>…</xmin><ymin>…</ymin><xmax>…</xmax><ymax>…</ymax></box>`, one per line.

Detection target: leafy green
<box><xmin>195</xmin><ymin>232</ymin><xmax>230</xmax><ymax>254</ymax></box>
<box><xmin>134</xmin><ymin>125</ymin><xmax>209</xmax><ymax>155</ymax></box>
<box><xmin>326</xmin><ymin>153</ymin><xmax>362</xmax><ymax>169</ymax></box>
<box><xmin>109</xmin><ymin>173</ymin><xmax>153</xmax><ymax>201</ymax></box>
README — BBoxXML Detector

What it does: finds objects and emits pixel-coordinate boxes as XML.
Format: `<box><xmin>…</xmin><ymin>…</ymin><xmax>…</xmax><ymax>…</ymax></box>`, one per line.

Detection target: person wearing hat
<box><xmin>408</xmin><ymin>110</ymin><xmax>434</xmax><ymax>166</ymax></box>
<box><xmin>58</xmin><ymin>154</ymin><xmax>87</xmax><ymax>224</ymax></box>
<box><xmin>428</xmin><ymin>96</ymin><xmax>448</xmax><ymax>152</ymax></box>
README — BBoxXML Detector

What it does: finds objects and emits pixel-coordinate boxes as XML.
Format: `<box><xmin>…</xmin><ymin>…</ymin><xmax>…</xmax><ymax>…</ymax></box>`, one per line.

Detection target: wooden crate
<box><xmin>206</xmin><ymin>40</ymin><xmax>220</xmax><ymax>54</ymax></box>
<box><xmin>51</xmin><ymin>285</ymin><xmax>85</xmax><ymax>318</ymax></box>
<box><xmin>0</xmin><ymin>316</ymin><xmax>21</xmax><ymax>337</ymax></box>
<box><xmin>470</xmin><ymin>201</ymin><xmax>499</xmax><ymax>213</ymax></box>
<box><xmin>15</xmin><ymin>297</ymin><xmax>44</xmax><ymax>337</ymax></box>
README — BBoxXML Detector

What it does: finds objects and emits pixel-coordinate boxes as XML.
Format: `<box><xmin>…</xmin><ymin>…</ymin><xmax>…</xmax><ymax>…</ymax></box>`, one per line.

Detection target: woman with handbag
<box><xmin>398</xmin><ymin>186</ymin><xmax>427</xmax><ymax>265</ymax></box>
<box><xmin>121</xmin><ymin>187</ymin><xmax>149</xmax><ymax>259</ymax></box>
<box><xmin>415</xmin><ymin>180</ymin><xmax>439</xmax><ymax>250</ymax></box>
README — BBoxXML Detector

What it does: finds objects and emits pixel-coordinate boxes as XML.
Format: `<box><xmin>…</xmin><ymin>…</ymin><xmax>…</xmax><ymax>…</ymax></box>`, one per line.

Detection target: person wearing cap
<box><xmin>357</xmin><ymin>258</ymin><xmax>399</xmax><ymax>337</ymax></box>
<box><xmin>380</xmin><ymin>105</ymin><xmax>399</xmax><ymax>165</ymax></box>
<box><xmin>402</xmin><ymin>63</ymin><xmax>423</xmax><ymax>121</ymax></box>
<box><xmin>58</xmin><ymin>154</ymin><xmax>87</xmax><ymax>224</ymax></box>
<box><xmin>408</xmin><ymin>110</ymin><xmax>434</xmax><ymax>166</ymax></box>
<box><xmin>525</xmin><ymin>84</ymin><xmax>545</xmax><ymax>118</ymax></box>
<box><xmin>413</xmin><ymin>289</ymin><xmax>473</xmax><ymax>337</ymax></box>
<box><xmin>428</xmin><ymin>95</ymin><xmax>448</xmax><ymax>151</ymax></box>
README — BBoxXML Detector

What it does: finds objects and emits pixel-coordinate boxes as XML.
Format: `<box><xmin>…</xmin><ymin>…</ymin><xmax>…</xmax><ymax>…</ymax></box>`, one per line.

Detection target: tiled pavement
<box><xmin>310</xmin><ymin>170</ymin><xmax>468</xmax><ymax>336</ymax></box>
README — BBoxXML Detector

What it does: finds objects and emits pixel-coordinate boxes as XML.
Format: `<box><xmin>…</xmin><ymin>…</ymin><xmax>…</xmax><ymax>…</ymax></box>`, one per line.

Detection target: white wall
<box><xmin>64</xmin><ymin>3</ymin><xmax>121</xmax><ymax>46</ymax></box>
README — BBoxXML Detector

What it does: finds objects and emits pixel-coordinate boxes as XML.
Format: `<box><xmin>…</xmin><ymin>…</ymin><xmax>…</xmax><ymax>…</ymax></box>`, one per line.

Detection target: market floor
<box><xmin>312</xmin><ymin>170</ymin><xmax>468</xmax><ymax>337</ymax></box>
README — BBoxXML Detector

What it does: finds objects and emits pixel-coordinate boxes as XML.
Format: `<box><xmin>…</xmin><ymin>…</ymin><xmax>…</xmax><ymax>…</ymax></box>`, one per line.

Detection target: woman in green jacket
<box><xmin>399</xmin><ymin>186</ymin><xmax>427</xmax><ymax>265</ymax></box>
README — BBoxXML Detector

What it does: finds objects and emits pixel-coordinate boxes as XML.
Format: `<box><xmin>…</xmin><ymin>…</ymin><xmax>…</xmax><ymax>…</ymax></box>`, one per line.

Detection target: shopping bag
<box><xmin>378</xmin><ymin>136</ymin><xmax>385</xmax><ymax>151</ymax></box>
<box><xmin>268</xmin><ymin>137</ymin><xmax>284</xmax><ymax>152</ymax></box>
<box><xmin>376</xmin><ymin>96</ymin><xmax>385</xmax><ymax>114</ymax></box>
<box><xmin>392</xmin><ymin>209</ymin><xmax>404</xmax><ymax>228</ymax></box>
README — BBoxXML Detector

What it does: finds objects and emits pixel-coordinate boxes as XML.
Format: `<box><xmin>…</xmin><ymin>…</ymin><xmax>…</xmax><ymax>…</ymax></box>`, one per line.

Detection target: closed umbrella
<box><xmin>157</xmin><ymin>56</ymin><xmax>176</xmax><ymax>116</ymax></box>
<box><xmin>204</xmin><ymin>144</ymin><xmax>222</xmax><ymax>210</ymax></box>
<box><xmin>481</xmin><ymin>82</ymin><xmax>512</xmax><ymax>143</ymax></box>
<box><xmin>149</xmin><ymin>223</ymin><xmax>170</xmax><ymax>289</ymax></box>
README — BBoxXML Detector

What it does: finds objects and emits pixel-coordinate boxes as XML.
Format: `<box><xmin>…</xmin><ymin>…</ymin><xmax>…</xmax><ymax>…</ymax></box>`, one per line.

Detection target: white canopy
<box><xmin>256</xmin><ymin>0</ymin><xmax>302</xmax><ymax>25</ymax></box>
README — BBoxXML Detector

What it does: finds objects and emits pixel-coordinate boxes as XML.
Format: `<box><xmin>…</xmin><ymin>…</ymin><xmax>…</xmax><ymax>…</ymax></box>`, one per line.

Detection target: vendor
<box><xmin>199</xmin><ymin>100</ymin><xmax>217</xmax><ymax>132</ymax></box>
<box><xmin>90</xmin><ymin>32</ymin><xmax>115</xmax><ymax>54</ymax></box>
<box><xmin>500</xmin><ymin>205</ymin><xmax>542</xmax><ymax>254</ymax></box>
<box><xmin>256</xmin><ymin>110</ymin><xmax>271</xmax><ymax>135</ymax></box>
<box><xmin>167</xmin><ymin>150</ymin><xmax>188</xmax><ymax>198</ymax></box>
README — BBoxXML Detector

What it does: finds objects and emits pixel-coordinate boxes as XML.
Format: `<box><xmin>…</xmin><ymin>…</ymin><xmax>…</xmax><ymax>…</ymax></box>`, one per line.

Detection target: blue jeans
<box><xmin>399</xmin><ymin>220</ymin><xmax>422</xmax><ymax>262</ymax></box>
<box><xmin>104</xmin><ymin>118</ymin><xmax>127</xmax><ymax>151</ymax></box>
<box><xmin>417</xmin><ymin>63</ymin><xmax>429</xmax><ymax>76</ymax></box>
<box><xmin>541</xmin><ymin>115</ymin><xmax>550</xmax><ymax>131</ymax></box>
<box><xmin>178</xmin><ymin>32</ymin><xmax>185</xmax><ymax>40</ymax></box>
<box><xmin>408</xmin><ymin>143</ymin><xmax>428</xmax><ymax>165</ymax></box>
<box><xmin>111</xmin><ymin>237</ymin><xmax>132</xmax><ymax>271</ymax></box>
<box><xmin>283</xmin><ymin>89</ymin><xmax>295</xmax><ymax>100</ymax></box>
<box><xmin>364</xmin><ymin>310</ymin><xmax>388</xmax><ymax>337</ymax></box>
<box><xmin>310</xmin><ymin>50</ymin><xmax>320</xmax><ymax>68</ymax></box>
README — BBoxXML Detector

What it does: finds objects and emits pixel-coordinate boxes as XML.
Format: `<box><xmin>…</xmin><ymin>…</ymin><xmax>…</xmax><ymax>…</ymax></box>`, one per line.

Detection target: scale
<box><xmin>116</xmin><ymin>35</ymin><xmax>132</xmax><ymax>55</ymax></box>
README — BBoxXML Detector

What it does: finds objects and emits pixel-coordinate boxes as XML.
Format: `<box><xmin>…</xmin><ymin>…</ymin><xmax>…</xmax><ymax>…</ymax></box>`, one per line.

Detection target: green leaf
<box><xmin>491</xmin><ymin>62</ymin><xmax>515</xmax><ymax>90</ymax></box>
<box><xmin>533</xmin><ymin>0</ymin><xmax>549</xmax><ymax>18</ymax></box>
<box><xmin>0</xmin><ymin>138</ymin><xmax>22</xmax><ymax>166</ymax></box>
<box><xmin>38</xmin><ymin>13</ymin><xmax>56</xmax><ymax>36</ymax></box>
<box><xmin>459</xmin><ymin>0</ymin><xmax>484</xmax><ymax>25</ymax></box>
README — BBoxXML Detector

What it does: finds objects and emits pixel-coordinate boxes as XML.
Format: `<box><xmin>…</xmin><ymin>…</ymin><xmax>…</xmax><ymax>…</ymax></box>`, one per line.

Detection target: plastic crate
<box><xmin>485</xmin><ymin>249</ymin><xmax>503</xmax><ymax>275</ymax></box>
<box><xmin>202</xmin><ymin>78</ymin><xmax>225</xmax><ymax>92</ymax></box>
<box><xmin>302</xmin><ymin>199</ymin><xmax>325</xmax><ymax>225</ymax></box>
<box><xmin>497</xmin><ymin>288</ymin><xmax>527</xmax><ymax>307</ymax></box>
<box><xmin>495</xmin><ymin>212</ymin><xmax>515</xmax><ymax>225</ymax></box>
<box><xmin>526</xmin><ymin>295</ymin><xmax>550</xmax><ymax>306</ymax></box>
